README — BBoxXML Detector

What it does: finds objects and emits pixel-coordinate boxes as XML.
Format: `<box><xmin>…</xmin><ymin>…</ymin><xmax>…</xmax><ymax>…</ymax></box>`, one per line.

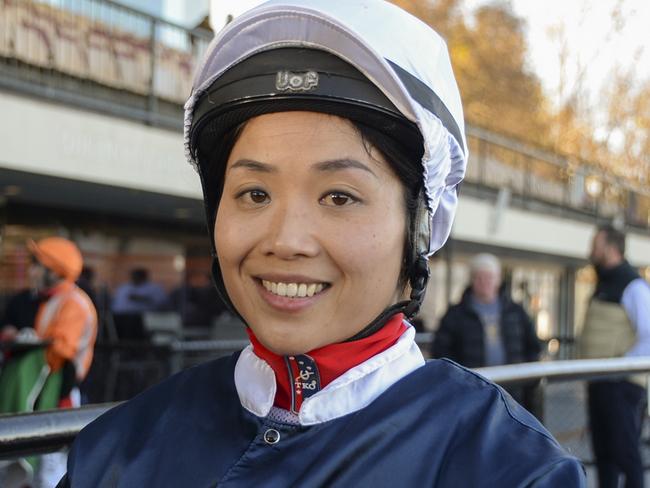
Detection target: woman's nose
<box><xmin>260</xmin><ymin>201</ymin><xmax>320</xmax><ymax>259</ymax></box>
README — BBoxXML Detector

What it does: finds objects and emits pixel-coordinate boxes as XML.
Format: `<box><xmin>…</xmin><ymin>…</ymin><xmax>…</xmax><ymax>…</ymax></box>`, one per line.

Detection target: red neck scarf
<box><xmin>247</xmin><ymin>314</ymin><xmax>407</xmax><ymax>413</ymax></box>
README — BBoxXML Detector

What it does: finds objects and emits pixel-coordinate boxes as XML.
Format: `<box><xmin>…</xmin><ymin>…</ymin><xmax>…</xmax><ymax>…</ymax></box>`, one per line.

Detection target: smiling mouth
<box><xmin>260</xmin><ymin>280</ymin><xmax>329</xmax><ymax>298</ymax></box>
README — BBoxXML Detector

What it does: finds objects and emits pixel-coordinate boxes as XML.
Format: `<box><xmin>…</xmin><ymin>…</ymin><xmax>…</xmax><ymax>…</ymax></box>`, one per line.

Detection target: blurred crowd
<box><xmin>2</xmin><ymin>260</ymin><xmax>229</xmax><ymax>346</ymax></box>
<box><xmin>0</xmin><ymin>241</ymin><xmax>232</xmax><ymax>406</ymax></box>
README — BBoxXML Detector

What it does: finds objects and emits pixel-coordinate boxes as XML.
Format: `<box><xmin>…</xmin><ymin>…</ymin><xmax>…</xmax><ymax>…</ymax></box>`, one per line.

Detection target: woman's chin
<box><xmin>251</xmin><ymin>326</ymin><xmax>326</xmax><ymax>356</ymax></box>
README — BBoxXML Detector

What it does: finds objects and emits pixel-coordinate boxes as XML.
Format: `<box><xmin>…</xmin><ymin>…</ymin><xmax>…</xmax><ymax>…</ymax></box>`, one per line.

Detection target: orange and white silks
<box><xmin>35</xmin><ymin>281</ymin><xmax>97</xmax><ymax>381</ymax></box>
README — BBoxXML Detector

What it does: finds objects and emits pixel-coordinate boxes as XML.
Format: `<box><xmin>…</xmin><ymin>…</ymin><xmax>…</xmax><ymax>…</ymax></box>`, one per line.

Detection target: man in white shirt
<box><xmin>580</xmin><ymin>224</ymin><xmax>650</xmax><ymax>488</ymax></box>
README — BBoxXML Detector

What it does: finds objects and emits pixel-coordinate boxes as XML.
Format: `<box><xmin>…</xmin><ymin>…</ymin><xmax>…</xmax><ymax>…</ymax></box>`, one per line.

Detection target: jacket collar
<box><xmin>234</xmin><ymin>323</ymin><xmax>424</xmax><ymax>426</ymax></box>
<box><xmin>247</xmin><ymin>314</ymin><xmax>407</xmax><ymax>414</ymax></box>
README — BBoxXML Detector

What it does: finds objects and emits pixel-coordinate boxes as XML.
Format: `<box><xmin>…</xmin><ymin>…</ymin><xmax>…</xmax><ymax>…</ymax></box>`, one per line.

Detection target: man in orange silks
<box><xmin>0</xmin><ymin>237</ymin><xmax>97</xmax><ymax>487</ymax></box>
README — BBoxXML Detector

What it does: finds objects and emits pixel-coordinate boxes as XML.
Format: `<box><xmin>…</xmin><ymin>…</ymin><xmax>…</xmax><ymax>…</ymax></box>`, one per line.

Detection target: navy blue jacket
<box><xmin>58</xmin><ymin>354</ymin><xmax>584</xmax><ymax>487</ymax></box>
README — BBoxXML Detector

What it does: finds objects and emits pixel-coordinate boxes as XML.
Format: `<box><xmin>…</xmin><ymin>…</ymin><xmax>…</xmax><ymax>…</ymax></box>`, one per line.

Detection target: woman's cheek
<box><xmin>216</xmin><ymin>203</ymin><xmax>255</xmax><ymax>258</ymax></box>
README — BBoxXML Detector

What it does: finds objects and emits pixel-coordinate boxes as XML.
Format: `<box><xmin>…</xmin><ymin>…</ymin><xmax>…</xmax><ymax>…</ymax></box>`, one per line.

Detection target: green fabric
<box><xmin>0</xmin><ymin>348</ymin><xmax>61</xmax><ymax>414</ymax></box>
<box><xmin>0</xmin><ymin>348</ymin><xmax>62</xmax><ymax>473</ymax></box>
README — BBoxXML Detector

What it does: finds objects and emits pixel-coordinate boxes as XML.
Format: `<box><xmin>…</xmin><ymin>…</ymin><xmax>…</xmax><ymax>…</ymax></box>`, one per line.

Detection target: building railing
<box><xmin>0</xmin><ymin>0</ymin><xmax>212</xmax><ymax>127</ymax></box>
<box><xmin>1</xmin><ymin>0</ymin><xmax>648</xmax><ymax>230</ymax></box>
<box><xmin>465</xmin><ymin>126</ymin><xmax>650</xmax><ymax>230</ymax></box>
<box><xmin>2</xmin><ymin>356</ymin><xmax>650</xmax><ymax>460</ymax></box>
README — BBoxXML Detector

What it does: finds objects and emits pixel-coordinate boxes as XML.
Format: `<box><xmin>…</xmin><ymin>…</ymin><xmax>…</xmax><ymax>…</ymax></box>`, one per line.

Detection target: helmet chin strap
<box><xmin>210</xmin><ymin>254</ymin><xmax>430</xmax><ymax>344</ymax></box>
<box><xmin>345</xmin><ymin>194</ymin><xmax>431</xmax><ymax>341</ymax></box>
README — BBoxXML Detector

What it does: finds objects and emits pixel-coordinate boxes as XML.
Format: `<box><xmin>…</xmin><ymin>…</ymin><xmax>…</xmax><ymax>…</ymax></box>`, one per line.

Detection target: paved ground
<box><xmin>543</xmin><ymin>381</ymin><xmax>650</xmax><ymax>487</ymax></box>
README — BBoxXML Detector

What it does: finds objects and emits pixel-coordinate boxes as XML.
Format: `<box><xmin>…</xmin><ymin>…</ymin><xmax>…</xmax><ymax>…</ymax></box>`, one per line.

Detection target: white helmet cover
<box><xmin>184</xmin><ymin>0</ymin><xmax>468</xmax><ymax>257</ymax></box>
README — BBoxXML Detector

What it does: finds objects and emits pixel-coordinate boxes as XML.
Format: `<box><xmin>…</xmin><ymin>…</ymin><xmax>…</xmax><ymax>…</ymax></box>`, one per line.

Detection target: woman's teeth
<box><xmin>261</xmin><ymin>280</ymin><xmax>325</xmax><ymax>298</ymax></box>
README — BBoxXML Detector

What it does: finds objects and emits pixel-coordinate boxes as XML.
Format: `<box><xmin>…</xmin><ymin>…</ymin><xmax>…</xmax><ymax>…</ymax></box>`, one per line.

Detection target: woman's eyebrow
<box><xmin>230</xmin><ymin>159</ymin><xmax>277</xmax><ymax>173</ymax></box>
<box><xmin>313</xmin><ymin>159</ymin><xmax>377</xmax><ymax>178</ymax></box>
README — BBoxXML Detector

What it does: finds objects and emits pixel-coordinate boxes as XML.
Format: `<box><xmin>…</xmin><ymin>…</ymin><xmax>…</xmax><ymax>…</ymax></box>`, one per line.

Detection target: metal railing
<box><xmin>0</xmin><ymin>403</ymin><xmax>118</xmax><ymax>459</ymax></box>
<box><xmin>476</xmin><ymin>356</ymin><xmax>650</xmax><ymax>384</ymax></box>
<box><xmin>2</xmin><ymin>356</ymin><xmax>650</xmax><ymax>460</ymax></box>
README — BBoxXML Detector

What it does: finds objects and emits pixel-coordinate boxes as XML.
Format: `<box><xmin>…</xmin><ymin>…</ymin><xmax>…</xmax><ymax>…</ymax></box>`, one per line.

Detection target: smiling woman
<box><xmin>57</xmin><ymin>1</ymin><xmax>585</xmax><ymax>487</ymax></box>
<box><xmin>217</xmin><ymin>112</ymin><xmax>407</xmax><ymax>355</ymax></box>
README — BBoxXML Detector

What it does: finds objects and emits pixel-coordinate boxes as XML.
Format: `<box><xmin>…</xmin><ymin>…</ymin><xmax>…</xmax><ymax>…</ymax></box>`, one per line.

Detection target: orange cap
<box><xmin>27</xmin><ymin>237</ymin><xmax>83</xmax><ymax>282</ymax></box>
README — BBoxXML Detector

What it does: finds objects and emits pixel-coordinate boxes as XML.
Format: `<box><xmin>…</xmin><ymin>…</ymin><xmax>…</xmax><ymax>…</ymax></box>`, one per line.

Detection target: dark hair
<box><xmin>597</xmin><ymin>224</ymin><xmax>626</xmax><ymax>256</ymax></box>
<box><xmin>130</xmin><ymin>268</ymin><xmax>149</xmax><ymax>284</ymax></box>
<box><xmin>202</xmin><ymin>114</ymin><xmax>424</xmax><ymax>290</ymax></box>
<box><xmin>203</xmin><ymin>122</ymin><xmax>246</xmax><ymax>232</ymax></box>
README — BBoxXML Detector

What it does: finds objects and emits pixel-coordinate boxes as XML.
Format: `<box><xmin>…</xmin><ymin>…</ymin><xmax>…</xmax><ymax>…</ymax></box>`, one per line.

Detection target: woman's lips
<box><xmin>254</xmin><ymin>278</ymin><xmax>329</xmax><ymax>312</ymax></box>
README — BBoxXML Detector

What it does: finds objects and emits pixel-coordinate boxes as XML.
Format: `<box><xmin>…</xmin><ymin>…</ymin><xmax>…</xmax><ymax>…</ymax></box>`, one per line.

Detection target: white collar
<box><xmin>234</xmin><ymin>325</ymin><xmax>425</xmax><ymax>426</ymax></box>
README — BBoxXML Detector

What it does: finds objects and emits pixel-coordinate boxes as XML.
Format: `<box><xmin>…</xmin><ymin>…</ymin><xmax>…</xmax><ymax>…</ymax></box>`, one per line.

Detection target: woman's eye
<box><xmin>238</xmin><ymin>189</ymin><xmax>269</xmax><ymax>205</ymax></box>
<box><xmin>320</xmin><ymin>192</ymin><xmax>357</xmax><ymax>207</ymax></box>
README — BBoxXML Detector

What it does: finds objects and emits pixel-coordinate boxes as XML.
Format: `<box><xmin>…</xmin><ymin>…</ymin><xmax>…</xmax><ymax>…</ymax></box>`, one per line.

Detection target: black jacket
<box><xmin>593</xmin><ymin>260</ymin><xmax>640</xmax><ymax>304</ymax></box>
<box><xmin>431</xmin><ymin>288</ymin><xmax>541</xmax><ymax>368</ymax></box>
<box><xmin>1</xmin><ymin>288</ymin><xmax>43</xmax><ymax>330</ymax></box>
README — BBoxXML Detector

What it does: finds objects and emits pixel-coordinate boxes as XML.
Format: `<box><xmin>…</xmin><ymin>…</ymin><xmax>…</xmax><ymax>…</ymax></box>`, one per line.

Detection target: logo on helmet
<box><xmin>275</xmin><ymin>70</ymin><xmax>319</xmax><ymax>92</ymax></box>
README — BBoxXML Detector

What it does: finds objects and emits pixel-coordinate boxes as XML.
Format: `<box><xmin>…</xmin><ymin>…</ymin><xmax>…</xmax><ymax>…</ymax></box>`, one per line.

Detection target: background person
<box><xmin>30</xmin><ymin>238</ymin><xmax>98</xmax><ymax>487</ymax></box>
<box><xmin>0</xmin><ymin>256</ymin><xmax>46</xmax><ymax>341</ymax></box>
<box><xmin>27</xmin><ymin>237</ymin><xmax>98</xmax><ymax>389</ymax></box>
<box><xmin>111</xmin><ymin>267</ymin><xmax>165</xmax><ymax>315</ymax></box>
<box><xmin>164</xmin><ymin>269</ymin><xmax>227</xmax><ymax>329</ymax></box>
<box><xmin>579</xmin><ymin>224</ymin><xmax>650</xmax><ymax>488</ymax></box>
<box><xmin>0</xmin><ymin>237</ymin><xmax>97</xmax><ymax>487</ymax></box>
<box><xmin>431</xmin><ymin>253</ymin><xmax>542</xmax><ymax>414</ymax></box>
<box><xmin>111</xmin><ymin>267</ymin><xmax>165</xmax><ymax>340</ymax></box>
